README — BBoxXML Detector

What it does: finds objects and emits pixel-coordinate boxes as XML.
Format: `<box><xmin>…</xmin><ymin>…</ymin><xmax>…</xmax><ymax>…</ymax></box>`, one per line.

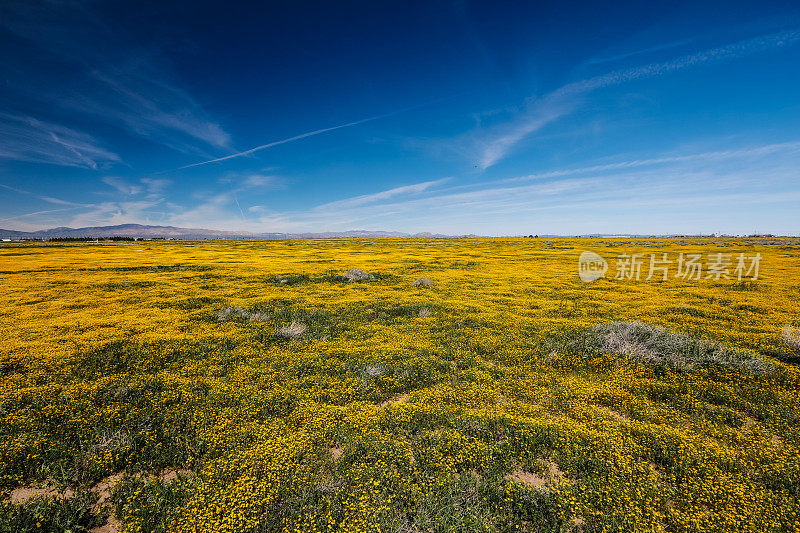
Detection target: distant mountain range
<box><xmin>2</xmin><ymin>224</ymin><xmax>784</xmax><ymax>240</ymax></box>
<box><xmin>0</xmin><ymin>224</ymin><xmax>478</xmax><ymax>240</ymax></box>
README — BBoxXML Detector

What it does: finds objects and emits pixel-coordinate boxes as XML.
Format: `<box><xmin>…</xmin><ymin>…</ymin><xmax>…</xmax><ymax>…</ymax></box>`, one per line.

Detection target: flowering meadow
<box><xmin>1</xmin><ymin>237</ymin><xmax>799</xmax><ymax>532</ymax></box>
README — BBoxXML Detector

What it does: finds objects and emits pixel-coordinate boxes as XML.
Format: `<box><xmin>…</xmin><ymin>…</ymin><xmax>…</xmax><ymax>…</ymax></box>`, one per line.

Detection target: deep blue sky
<box><xmin>1</xmin><ymin>0</ymin><xmax>799</xmax><ymax>235</ymax></box>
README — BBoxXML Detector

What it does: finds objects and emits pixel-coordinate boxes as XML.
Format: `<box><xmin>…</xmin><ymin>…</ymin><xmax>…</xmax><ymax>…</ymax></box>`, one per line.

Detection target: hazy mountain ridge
<box><xmin>0</xmin><ymin>224</ymin><xmax>477</xmax><ymax>240</ymax></box>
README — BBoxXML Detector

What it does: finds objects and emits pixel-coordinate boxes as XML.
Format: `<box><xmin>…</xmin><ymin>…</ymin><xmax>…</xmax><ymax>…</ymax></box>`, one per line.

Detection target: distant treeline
<box><xmin>47</xmin><ymin>236</ymin><xmax>145</xmax><ymax>242</ymax></box>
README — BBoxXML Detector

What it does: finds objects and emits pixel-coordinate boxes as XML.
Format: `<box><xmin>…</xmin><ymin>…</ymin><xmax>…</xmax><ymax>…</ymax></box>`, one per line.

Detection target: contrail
<box><xmin>233</xmin><ymin>192</ymin><xmax>245</xmax><ymax>221</ymax></box>
<box><xmin>0</xmin><ymin>205</ymin><xmax>86</xmax><ymax>224</ymax></box>
<box><xmin>175</xmin><ymin>97</ymin><xmax>453</xmax><ymax>170</ymax></box>
<box><xmin>0</xmin><ymin>182</ymin><xmax>84</xmax><ymax>206</ymax></box>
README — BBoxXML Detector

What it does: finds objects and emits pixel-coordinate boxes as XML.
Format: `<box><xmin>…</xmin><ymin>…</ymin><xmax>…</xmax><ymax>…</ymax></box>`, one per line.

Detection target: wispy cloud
<box><xmin>498</xmin><ymin>141</ymin><xmax>800</xmax><ymax>184</ymax></box>
<box><xmin>9</xmin><ymin>137</ymin><xmax>795</xmax><ymax>235</ymax></box>
<box><xmin>217</xmin><ymin>171</ymin><xmax>280</xmax><ymax>190</ymax></box>
<box><xmin>166</xmin><ymin>171</ymin><xmax>282</xmax><ymax>227</ymax></box>
<box><xmin>474</xmin><ymin>93</ymin><xmax>579</xmax><ymax>170</ymax></box>
<box><xmin>32</xmin><ymin>176</ymin><xmax>178</xmax><ymax>230</ymax></box>
<box><xmin>57</xmin><ymin>176</ymin><xmax>175</xmax><ymax>228</ymax></box>
<box><xmin>0</xmin><ymin>113</ymin><xmax>120</xmax><ymax>169</ymax></box>
<box><xmin>0</xmin><ymin>205</ymin><xmax>88</xmax><ymax>226</ymax></box>
<box><xmin>584</xmin><ymin>37</ymin><xmax>697</xmax><ymax>66</ymax></box>
<box><xmin>475</xmin><ymin>28</ymin><xmax>800</xmax><ymax>169</ymax></box>
<box><xmin>140</xmin><ymin>177</ymin><xmax>171</xmax><ymax>195</ymax></box>
<box><xmin>100</xmin><ymin>176</ymin><xmax>171</xmax><ymax>200</ymax></box>
<box><xmin>2</xmin><ymin>1</ymin><xmax>232</xmax><ymax>156</ymax></box>
<box><xmin>72</xmin><ymin>66</ymin><xmax>232</xmax><ymax>152</ymax></box>
<box><xmin>0</xmin><ymin>182</ymin><xmax>87</xmax><ymax>208</ymax></box>
<box><xmin>102</xmin><ymin>176</ymin><xmax>142</xmax><ymax>196</ymax></box>
<box><xmin>0</xmin><ymin>180</ymin><xmax>95</xmax><ymax>229</ymax></box>
<box><xmin>214</xmin><ymin>138</ymin><xmax>800</xmax><ymax>234</ymax></box>
<box><xmin>64</xmin><ymin>198</ymin><xmax>168</xmax><ymax>229</ymax></box>
<box><xmin>315</xmin><ymin>178</ymin><xmax>450</xmax><ymax>210</ymax></box>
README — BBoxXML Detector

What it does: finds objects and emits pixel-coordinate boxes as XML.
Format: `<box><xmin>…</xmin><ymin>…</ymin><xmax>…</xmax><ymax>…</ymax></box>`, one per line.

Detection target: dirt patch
<box><xmin>9</xmin><ymin>485</ymin><xmax>74</xmax><ymax>504</ymax></box>
<box><xmin>597</xmin><ymin>405</ymin><xmax>630</xmax><ymax>421</ymax></box>
<box><xmin>89</xmin><ymin>516</ymin><xmax>122</xmax><ymax>533</ymax></box>
<box><xmin>506</xmin><ymin>467</ymin><xmax>548</xmax><ymax>488</ymax></box>
<box><xmin>91</xmin><ymin>472</ymin><xmax>124</xmax><ymax>510</ymax></box>
<box><xmin>505</xmin><ymin>460</ymin><xmax>566</xmax><ymax>490</ymax></box>
<box><xmin>7</xmin><ymin>469</ymin><xmax>190</xmax><ymax>533</ymax></box>
<box><xmin>127</xmin><ymin>468</ymin><xmax>193</xmax><ymax>484</ymax></box>
<box><xmin>542</xmin><ymin>351</ymin><xmax>560</xmax><ymax>365</ymax></box>
<box><xmin>381</xmin><ymin>393</ymin><xmax>410</xmax><ymax>407</ymax></box>
<box><xmin>547</xmin><ymin>461</ymin><xmax>566</xmax><ymax>482</ymax></box>
<box><xmin>87</xmin><ymin>469</ymin><xmax>189</xmax><ymax>533</ymax></box>
<box><xmin>568</xmin><ymin>516</ymin><xmax>587</xmax><ymax>532</ymax></box>
<box><xmin>159</xmin><ymin>468</ymin><xmax>193</xmax><ymax>482</ymax></box>
<box><xmin>7</xmin><ymin>477</ymin><xmax>120</xmax><ymax>532</ymax></box>
<box><xmin>87</xmin><ymin>472</ymin><xmax>126</xmax><ymax>533</ymax></box>
<box><xmin>497</xmin><ymin>394</ymin><xmax>512</xmax><ymax>405</ymax></box>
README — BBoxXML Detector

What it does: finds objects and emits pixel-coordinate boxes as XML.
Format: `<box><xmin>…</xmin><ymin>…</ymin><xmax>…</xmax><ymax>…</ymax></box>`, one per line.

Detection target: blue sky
<box><xmin>1</xmin><ymin>0</ymin><xmax>799</xmax><ymax>235</ymax></box>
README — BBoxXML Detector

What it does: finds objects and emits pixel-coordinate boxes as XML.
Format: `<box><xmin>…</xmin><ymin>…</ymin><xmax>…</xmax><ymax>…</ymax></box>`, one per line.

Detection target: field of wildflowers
<box><xmin>1</xmin><ymin>237</ymin><xmax>799</xmax><ymax>532</ymax></box>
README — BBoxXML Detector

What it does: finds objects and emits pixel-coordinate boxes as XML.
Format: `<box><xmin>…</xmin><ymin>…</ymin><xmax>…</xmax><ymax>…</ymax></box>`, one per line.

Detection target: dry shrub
<box><xmin>782</xmin><ymin>325</ymin><xmax>800</xmax><ymax>355</ymax></box>
<box><xmin>94</xmin><ymin>429</ymin><xmax>132</xmax><ymax>453</ymax></box>
<box><xmin>344</xmin><ymin>269</ymin><xmax>373</xmax><ymax>281</ymax></box>
<box><xmin>215</xmin><ymin>306</ymin><xmax>270</xmax><ymax>323</ymax></box>
<box><xmin>589</xmin><ymin>320</ymin><xmax>770</xmax><ymax>372</ymax></box>
<box><xmin>275</xmin><ymin>321</ymin><xmax>307</xmax><ymax>339</ymax></box>
<box><xmin>215</xmin><ymin>306</ymin><xmax>243</xmax><ymax>321</ymax></box>
<box><xmin>364</xmin><ymin>364</ymin><xmax>384</xmax><ymax>378</ymax></box>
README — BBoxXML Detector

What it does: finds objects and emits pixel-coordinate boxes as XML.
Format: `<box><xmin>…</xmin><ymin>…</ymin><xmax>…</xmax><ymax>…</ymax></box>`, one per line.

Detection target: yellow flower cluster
<box><xmin>1</xmin><ymin>237</ymin><xmax>798</xmax><ymax>532</ymax></box>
